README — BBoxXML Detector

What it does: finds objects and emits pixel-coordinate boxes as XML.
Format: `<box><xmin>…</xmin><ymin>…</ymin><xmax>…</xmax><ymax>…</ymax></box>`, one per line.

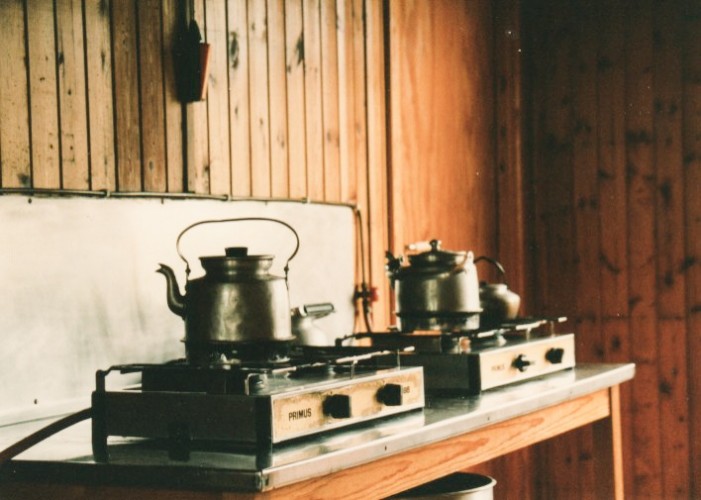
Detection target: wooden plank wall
<box><xmin>386</xmin><ymin>3</ymin><xmax>530</xmax><ymax>498</ymax></box>
<box><xmin>0</xmin><ymin>0</ymin><xmax>391</xmax><ymax>329</ymax></box>
<box><xmin>523</xmin><ymin>0</ymin><xmax>700</xmax><ymax>498</ymax></box>
<box><xmin>387</xmin><ymin>0</ymin><xmax>497</xmax><ymax>262</ymax></box>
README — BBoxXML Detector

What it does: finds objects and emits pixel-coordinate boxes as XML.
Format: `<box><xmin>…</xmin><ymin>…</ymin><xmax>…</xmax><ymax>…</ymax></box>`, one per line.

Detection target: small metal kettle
<box><xmin>474</xmin><ymin>256</ymin><xmax>521</xmax><ymax>328</ymax></box>
<box><xmin>386</xmin><ymin>239</ymin><xmax>481</xmax><ymax>332</ymax></box>
<box><xmin>291</xmin><ymin>303</ymin><xmax>335</xmax><ymax>346</ymax></box>
<box><xmin>157</xmin><ymin>218</ymin><xmax>300</xmax><ymax>357</ymax></box>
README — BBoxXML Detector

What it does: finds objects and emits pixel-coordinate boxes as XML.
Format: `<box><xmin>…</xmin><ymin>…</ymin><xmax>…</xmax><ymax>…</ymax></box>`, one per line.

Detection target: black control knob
<box><xmin>545</xmin><ymin>347</ymin><xmax>565</xmax><ymax>364</ymax></box>
<box><xmin>513</xmin><ymin>354</ymin><xmax>533</xmax><ymax>372</ymax></box>
<box><xmin>376</xmin><ymin>384</ymin><xmax>404</xmax><ymax>406</ymax></box>
<box><xmin>323</xmin><ymin>394</ymin><xmax>352</xmax><ymax>419</ymax></box>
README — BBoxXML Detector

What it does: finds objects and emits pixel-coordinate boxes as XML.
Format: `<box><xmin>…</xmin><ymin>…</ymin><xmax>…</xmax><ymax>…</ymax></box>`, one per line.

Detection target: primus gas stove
<box><xmin>339</xmin><ymin>318</ymin><xmax>575</xmax><ymax>394</ymax></box>
<box><xmin>91</xmin><ymin>346</ymin><xmax>424</xmax><ymax>464</ymax></box>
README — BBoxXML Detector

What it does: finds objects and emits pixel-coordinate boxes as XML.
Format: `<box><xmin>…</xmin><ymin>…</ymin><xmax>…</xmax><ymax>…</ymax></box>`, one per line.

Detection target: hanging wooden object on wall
<box><xmin>175</xmin><ymin>16</ymin><xmax>211</xmax><ymax>102</ymax></box>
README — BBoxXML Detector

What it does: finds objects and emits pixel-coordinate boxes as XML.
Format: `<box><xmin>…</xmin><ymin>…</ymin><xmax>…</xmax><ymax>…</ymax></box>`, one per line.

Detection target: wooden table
<box><xmin>0</xmin><ymin>363</ymin><xmax>634</xmax><ymax>500</ymax></box>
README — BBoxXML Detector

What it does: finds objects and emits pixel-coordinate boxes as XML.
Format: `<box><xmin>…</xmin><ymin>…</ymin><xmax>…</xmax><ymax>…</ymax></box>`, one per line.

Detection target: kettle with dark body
<box><xmin>386</xmin><ymin>240</ymin><xmax>481</xmax><ymax>332</ymax></box>
<box><xmin>157</xmin><ymin>218</ymin><xmax>299</xmax><ymax>364</ymax></box>
<box><xmin>474</xmin><ymin>256</ymin><xmax>521</xmax><ymax>329</ymax></box>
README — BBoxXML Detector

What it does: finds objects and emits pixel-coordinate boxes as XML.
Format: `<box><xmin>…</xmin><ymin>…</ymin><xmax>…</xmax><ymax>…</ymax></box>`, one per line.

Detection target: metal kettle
<box><xmin>157</xmin><ymin>218</ymin><xmax>299</xmax><ymax>362</ymax></box>
<box><xmin>386</xmin><ymin>239</ymin><xmax>481</xmax><ymax>332</ymax></box>
<box><xmin>474</xmin><ymin>256</ymin><xmax>521</xmax><ymax>329</ymax></box>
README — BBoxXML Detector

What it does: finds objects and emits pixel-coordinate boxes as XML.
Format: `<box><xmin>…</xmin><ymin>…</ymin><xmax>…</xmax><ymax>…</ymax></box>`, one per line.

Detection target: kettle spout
<box><xmin>156</xmin><ymin>264</ymin><xmax>186</xmax><ymax>317</ymax></box>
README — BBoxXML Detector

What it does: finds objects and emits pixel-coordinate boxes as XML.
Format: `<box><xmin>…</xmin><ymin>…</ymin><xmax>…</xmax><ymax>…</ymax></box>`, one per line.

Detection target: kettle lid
<box><xmin>200</xmin><ymin>247</ymin><xmax>275</xmax><ymax>273</ymax></box>
<box><xmin>407</xmin><ymin>239</ymin><xmax>467</xmax><ymax>267</ymax></box>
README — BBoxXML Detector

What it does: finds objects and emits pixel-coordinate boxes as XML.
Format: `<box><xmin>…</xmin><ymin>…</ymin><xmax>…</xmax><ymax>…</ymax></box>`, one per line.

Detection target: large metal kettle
<box><xmin>157</xmin><ymin>217</ymin><xmax>299</xmax><ymax>361</ymax></box>
<box><xmin>386</xmin><ymin>239</ymin><xmax>481</xmax><ymax>332</ymax></box>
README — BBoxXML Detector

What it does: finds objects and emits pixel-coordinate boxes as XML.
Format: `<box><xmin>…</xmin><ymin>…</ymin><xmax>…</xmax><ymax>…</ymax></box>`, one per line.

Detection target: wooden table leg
<box><xmin>592</xmin><ymin>385</ymin><xmax>624</xmax><ymax>500</ymax></box>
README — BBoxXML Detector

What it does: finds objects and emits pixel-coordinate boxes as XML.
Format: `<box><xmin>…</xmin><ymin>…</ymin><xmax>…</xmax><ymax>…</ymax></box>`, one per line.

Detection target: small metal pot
<box><xmin>392</xmin><ymin>473</ymin><xmax>496</xmax><ymax>499</ymax></box>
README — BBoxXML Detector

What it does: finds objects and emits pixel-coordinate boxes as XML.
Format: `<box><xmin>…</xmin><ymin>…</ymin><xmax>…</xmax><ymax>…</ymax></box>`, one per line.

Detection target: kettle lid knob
<box><xmin>225</xmin><ymin>247</ymin><xmax>249</xmax><ymax>257</ymax></box>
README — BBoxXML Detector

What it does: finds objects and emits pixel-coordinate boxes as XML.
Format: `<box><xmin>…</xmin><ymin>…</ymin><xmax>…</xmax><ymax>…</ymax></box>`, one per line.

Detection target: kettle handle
<box><xmin>474</xmin><ymin>255</ymin><xmax>508</xmax><ymax>284</ymax></box>
<box><xmin>175</xmin><ymin>217</ymin><xmax>300</xmax><ymax>279</ymax></box>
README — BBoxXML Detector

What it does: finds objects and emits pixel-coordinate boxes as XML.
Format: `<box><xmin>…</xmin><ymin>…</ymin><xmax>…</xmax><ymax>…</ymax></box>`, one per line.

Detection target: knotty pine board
<box><xmin>162</xmin><ymin>0</ymin><xmax>185</xmax><ymax>193</ymax></box>
<box><xmin>268</xmin><ymin>0</ymin><xmax>290</xmax><ymax>199</ymax></box>
<box><xmin>320</xmin><ymin>0</ymin><xmax>341</xmax><ymax>202</ymax></box>
<box><xmin>624</xmin><ymin>2</ymin><xmax>663</xmax><ymax>498</ymax></box>
<box><xmin>249</xmin><ymin>0</ymin><xmax>272</xmax><ymax>197</ymax></box>
<box><xmin>112</xmin><ymin>0</ymin><xmax>142</xmax><ymax>191</ymax></box>
<box><xmin>205</xmin><ymin>0</ymin><xmax>233</xmax><ymax>196</ymax></box>
<box><xmin>228</xmin><ymin>0</ymin><xmax>253</xmax><ymax>197</ymax></box>
<box><xmin>387</xmin><ymin>0</ymin><xmax>497</xmax><ymax>263</ymax></box>
<box><xmin>139</xmin><ymin>0</ymin><xmax>169</xmax><ymax>193</ymax></box>
<box><xmin>85</xmin><ymin>0</ymin><xmax>117</xmax><ymax>191</ymax></box>
<box><xmin>682</xmin><ymin>1</ymin><xmax>701</xmax><ymax>496</ymax></box>
<box><xmin>522</xmin><ymin>0</ymin><xmax>700</xmax><ymax>498</ymax></box>
<box><xmin>186</xmin><ymin>0</ymin><xmax>210</xmax><ymax>194</ymax></box>
<box><xmin>0</xmin><ymin>0</ymin><xmax>31</xmax><ymax>188</ymax></box>
<box><xmin>26</xmin><ymin>0</ymin><xmax>60</xmax><ymax>189</ymax></box>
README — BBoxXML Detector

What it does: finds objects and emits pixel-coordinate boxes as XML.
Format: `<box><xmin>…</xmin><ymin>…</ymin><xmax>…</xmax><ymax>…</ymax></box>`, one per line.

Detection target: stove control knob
<box><xmin>545</xmin><ymin>347</ymin><xmax>565</xmax><ymax>364</ymax></box>
<box><xmin>323</xmin><ymin>394</ymin><xmax>352</xmax><ymax>419</ymax></box>
<box><xmin>513</xmin><ymin>354</ymin><xmax>533</xmax><ymax>372</ymax></box>
<box><xmin>376</xmin><ymin>384</ymin><xmax>403</xmax><ymax>406</ymax></box>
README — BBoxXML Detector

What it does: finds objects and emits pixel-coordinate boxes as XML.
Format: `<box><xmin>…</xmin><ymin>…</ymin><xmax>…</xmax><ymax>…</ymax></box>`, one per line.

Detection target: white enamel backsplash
<box><xmin>0</xmin><ymin>195</ymin><xmax>356</xmax><ymax>419</ymax></box>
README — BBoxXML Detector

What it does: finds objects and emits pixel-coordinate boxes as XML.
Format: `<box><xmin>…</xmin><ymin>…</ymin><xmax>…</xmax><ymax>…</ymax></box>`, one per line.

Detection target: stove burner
<box><xmin>91</xmin><ymin>345</ymin><xmax>425</xmax><ymax>464</ymax></box>
<box><xmin>184</xmin><ymin>340</ymin><xmax>293</xmax><ymax>367</ymax></box>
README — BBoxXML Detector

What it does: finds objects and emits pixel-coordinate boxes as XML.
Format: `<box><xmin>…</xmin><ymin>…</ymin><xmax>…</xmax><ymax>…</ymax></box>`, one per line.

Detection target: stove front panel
<box><xmin>403</xmin><ymin>334</ymin><xmax>576</xmax><ymax>393</ymax></box>
<box><xmin>271</xmin><ymin>367</ymin><xmax>425</xmax><ymax>442</ymax></box>
<box><xmin>475</xmin><ymin>333</ymin><xmax>576</xmax><ymax>390</ymax></box>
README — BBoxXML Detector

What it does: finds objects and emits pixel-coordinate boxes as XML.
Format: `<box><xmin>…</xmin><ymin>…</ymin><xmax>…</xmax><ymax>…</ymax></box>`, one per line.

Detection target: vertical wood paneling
<box><xmin>596</xmin><ymin>1</ymin><xmax>633</xmax><ymax>494</ymax></box>
<box><xmin>268</xmin><ymin>0</ymin><xmax>290</xmax><ymax>198</ymax></box>
<box><xmin>185</xmin><ymin>0</ymin><xmax>209</xmax><ymax>194</ymax></box>
<box><xmin>162</xmin><ymin>0</ymin><xmax>184</xmax><ymax>193</ymax></box>
<box><xmin>112</xmin><ymin>0</ymin><xmax>142</xmax><ymax>191</ymax></box>
<box><xmin>524</xmin><ymin>0</ymin><xmax>699</xmax><ymax>497</ymax></box>
<box><xmin>248</xmin><ymin>1</ymin><xmax>271</xmax><ymax>197</ymax></box>
<box><xmin>487</xmin><ymin>1</ymin><xmax>530</xmax><ymax>497</ymax></box>
<box><xmin>26</xmin><ymin>0</ymin><xmax>60</xmax><ymax>188</ymax></box>
<box><xmin>56</xmin><ymin>0</ymin><xmax>90</xmax><ymax>190</ymax></box>
<box><xmin>320</xmin><ymin>0</ymin><xmax>340</xmax><ymax>201</ymax></box>
<box><xmin>205</xmin><ymin>0</ymin><xmax>232</xmax><ymax>195</ymax></box>
<box><xmin>284</xmin><ymin>0</ymin><xmax>307</xmax><ymax>198</ymax></box>
<box><xmin>683</xmin><ymin>3</ymin><xmax>701</xmax><ymax>498</ymax></box>
<box><xmin>348</xmin><ymin>0</ymin><xmax>371</xmax><ymax>331</ymax></box>
<box><xmin>336</xmin><ymin>0</ymin><xmax>353</xmax><ymax>202</ymax></box>
<box><xmin>350</xmin><ymin>0</ymin><xmax>367</xmax><ymax>206</ymax></box>
<box><xmin>0</xmin><ymin>0</ymin><xmax>31</xmax><ymax>188</ymax></box>
<box><xmin>85</xmin><ymin>0</ymin><xmax>116</xmax><ymax>191</ymax></box>
<box><xmin>228</xmin><ymin>0</ymin><xmax>252</xmax><ymax>196</ymax></box>
<box><xmin>494</xmin><ymin>0</ymin><xmax>525</xmax><ymax>299</ymax></box>
<box><xmin>389</xmin><ymin>0</ymin><xmax>496</xmax><ymax>259</ymax></box>
<box><xmin>652</xmin><ymin>3</ymin><xmax>690</xmax><ymax>498</ymax></box>
<box><xmin>527</xmin><ymin>1</ymin><xmax>578</xmax><ymax>495</ymax></box>
<box><xmin>366</xmin><ymin>0</ymin><xmax>389</xmax><ymax>327</ymax></box>
<box><xmin>624</xmin><ymin>2</ymin><xmax>663</xmax><ymax>497</ymax></box>
<box><xmin>56</xmin><ymin>0</ymin><xmax>90</xmax><ymax>189</ymax></box>
<box><xmin>571</xmin><ymin>3</ymin><xmax>600</xmax><ymax>496</ymax></box>
<box><xmin>530</xmin><ymin>3</ymin><xmax>576</xmax><ymax>319</ymax></box>
<box><xmin>138</xmin><ymin>0</ymin><xmax>168</xmax><ymax>192</ymax></box>
<box><xmin>303</xmin><ymin>0</ymin><xmax>324</xmax><ymax>200</ymax></box>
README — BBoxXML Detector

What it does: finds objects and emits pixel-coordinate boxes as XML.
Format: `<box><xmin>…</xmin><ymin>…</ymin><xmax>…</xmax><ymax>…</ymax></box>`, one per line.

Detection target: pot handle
<box><xmin>175</xmin><ymin>217</ymin><xmax>300</xmax><ymax>280</ymax></box>
<box><xmin>474</xmin><ymin>255</ymin><xmax>508</xmax><ymax>284</ymax></box>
